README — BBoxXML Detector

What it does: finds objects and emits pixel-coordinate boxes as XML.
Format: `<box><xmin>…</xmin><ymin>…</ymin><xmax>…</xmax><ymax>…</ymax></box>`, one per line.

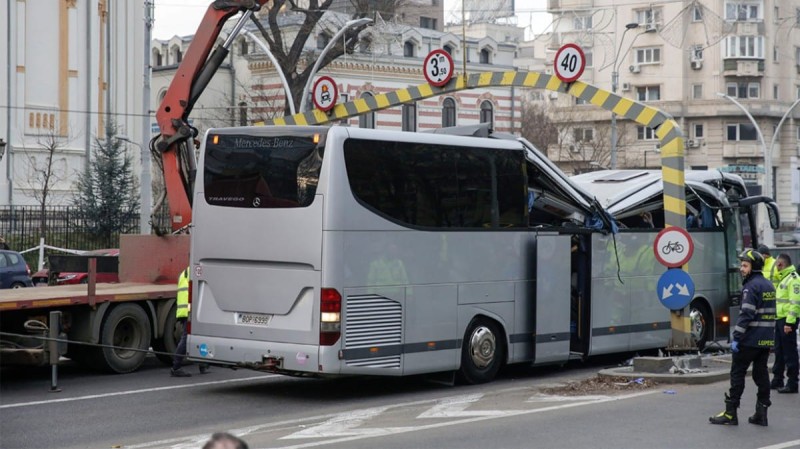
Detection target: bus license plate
<box><xmin>237</xmin><ymin>312</ymin><xmax>272</xmax><ymax>326</ymax></box>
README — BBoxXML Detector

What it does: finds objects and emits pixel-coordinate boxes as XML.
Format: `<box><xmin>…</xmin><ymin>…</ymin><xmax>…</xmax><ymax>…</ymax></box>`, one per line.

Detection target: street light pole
<box><xmin>716</xmin><ymin>92</ymin><xmax>774</xmax><ymax>246</ymax></box>
<box><xmin>243</xmin><ymin>31</ymin><xmax>296</xmax><ymax>116</ymax></box>
<box><xmin>299</xmin><ymin>18</ymin><xmax>372</xmax><ymax>113</ymax></box>
<box><xmin>610</xmin><ymin>23</ymin><xmax>641</xmax><ymax>170</ymax></box>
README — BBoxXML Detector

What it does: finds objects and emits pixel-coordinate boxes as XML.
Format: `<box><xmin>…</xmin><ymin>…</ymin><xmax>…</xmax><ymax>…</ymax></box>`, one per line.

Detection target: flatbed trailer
<box><xmin>0</xmin><ymin>235</ymin><xmax>188</xmax><ymax>373</ymax></box>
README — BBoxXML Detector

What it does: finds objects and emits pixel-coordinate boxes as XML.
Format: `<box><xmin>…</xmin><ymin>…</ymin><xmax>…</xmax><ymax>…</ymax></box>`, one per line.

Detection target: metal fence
<box><xmin>0</xmin><ymin>206</ymin><xmax>170</xmax><ymax>268</ymax></box>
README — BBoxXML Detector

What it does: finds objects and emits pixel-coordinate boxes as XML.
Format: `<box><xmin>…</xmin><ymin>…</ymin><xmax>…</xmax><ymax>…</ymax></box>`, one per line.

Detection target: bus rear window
<box><xmin>203</xmin><ymin>132</ymin><xmax>323</xmax><ymax>208</ymax></box>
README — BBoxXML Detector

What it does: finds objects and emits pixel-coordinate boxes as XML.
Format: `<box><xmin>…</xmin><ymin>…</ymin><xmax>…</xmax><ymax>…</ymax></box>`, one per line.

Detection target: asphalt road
<box><xmin>1</xmin><ymin>355</ymin><xmax>799</xmax><ymax>449</ymax></box>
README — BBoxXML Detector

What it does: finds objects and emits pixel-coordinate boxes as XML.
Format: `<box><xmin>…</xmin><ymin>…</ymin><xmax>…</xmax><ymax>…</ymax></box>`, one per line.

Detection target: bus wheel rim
<box><xmin>469</xmin><ymin>326</ymin><xmax>496</xmax><ymax>369</ymax></box>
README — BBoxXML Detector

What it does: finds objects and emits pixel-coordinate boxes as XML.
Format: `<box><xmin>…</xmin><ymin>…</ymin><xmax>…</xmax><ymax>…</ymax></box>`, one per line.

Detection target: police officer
<box><xmin>770</xmin><ymin>253</ymin><xmax>799</xmax><ymax>393</ymax></box>
<box><xmin>710</xmin><ymin>249</ymin><xmax>776</xmax><ymax>426</ymax></box>
<box><xmin>171</xmin><ymin>266</ymin><xmax>209</xmax><ymax>377</ymax></box>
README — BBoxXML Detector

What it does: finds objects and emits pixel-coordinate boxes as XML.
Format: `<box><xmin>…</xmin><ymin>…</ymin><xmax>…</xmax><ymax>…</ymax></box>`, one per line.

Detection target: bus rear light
<box><xmin>320</xmin><ymin>288</ymin><xmax>341</xmax><ymax>346</ymax></box>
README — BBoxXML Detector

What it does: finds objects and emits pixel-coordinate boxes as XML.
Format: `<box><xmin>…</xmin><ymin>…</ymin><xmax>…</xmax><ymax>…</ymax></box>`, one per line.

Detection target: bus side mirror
<box><xmin>765</xmin><ymin>201</ymin><xmax>780</xmax><ymax>230</ymax></box>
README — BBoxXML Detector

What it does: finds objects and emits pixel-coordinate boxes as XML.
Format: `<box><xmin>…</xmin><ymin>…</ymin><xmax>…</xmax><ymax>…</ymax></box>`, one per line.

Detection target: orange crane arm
<box><xmin>154</xmin><ymin>0</ymin><xmax>269</xmax><ymax>231</ymax></box>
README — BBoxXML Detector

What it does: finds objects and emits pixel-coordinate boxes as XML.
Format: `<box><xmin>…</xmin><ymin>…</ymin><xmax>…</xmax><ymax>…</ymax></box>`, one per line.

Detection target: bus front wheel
<box><xmin>458</xmin><ymin>318</ymin><xmax>505</xmax><ymax>384</ymax></box>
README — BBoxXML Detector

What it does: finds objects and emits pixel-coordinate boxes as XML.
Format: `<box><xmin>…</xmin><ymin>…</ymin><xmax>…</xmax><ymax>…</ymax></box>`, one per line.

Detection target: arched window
<box><xmin>240</xmin><ymin>39</ymin><xmax>248</xmax><ymax>55</ymax></box>
<box><xmin>359</xmin><ymin>37</ymin><xmax>372</xmax><ymax>54</ymax></box>
<box><xmin>480</xmin><ymin>100</ymin><xmax>494</xmax><ymax>128</ymax></box>
<box><xmin>317</xmin><ymin>33</ymin><xmax>330</xmax><ymax>50</ymax></box>
<box><xmin>442</xmin><ymin>97</ymin><xmax>456</xmax><ymax>127</ymax></box>
<box><xmin>402</xmin><ymin>102</ymin><xmax>417</xmax><ymax>131</ymax></box>
<box><xmin>152</xmin><ymin>48</ymin><xmax>162</xmax><ymax>67</ymax></box>
<box><xmin>170</xmin><ymin>45</ymin><xmax>182</xmax><ymax>65</ymax></box>
<box><xmin>359</xmin><ymin>92</ymin><xmax>375</xmax><ymax>129</ymax></box>
<box><xmin>404</xmin><ymin>41</ymin><xmax>415</xmax><ymax>57</ymax></box>
<box><xmin>480</xmin><ymin>48</ymin><xmax>490</xmax><ymax>64</ymax></box>
<box><xmin>443</xmin><ymin>45</ymin><xmax>454</xmax><ymax>55</ymax></box>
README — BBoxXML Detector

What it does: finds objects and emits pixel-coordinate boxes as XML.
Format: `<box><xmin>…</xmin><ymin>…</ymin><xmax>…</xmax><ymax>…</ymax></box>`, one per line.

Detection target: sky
<box><xmin>152</xmin><ymin>0</ymin><xmax>552</xmax><ymax>40</ymax></box>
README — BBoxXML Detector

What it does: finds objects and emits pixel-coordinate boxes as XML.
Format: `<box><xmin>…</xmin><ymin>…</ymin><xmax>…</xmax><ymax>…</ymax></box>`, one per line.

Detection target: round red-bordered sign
<box><xmin>553</xmin><ymin>44</ymin><xmax>586</xmax><ymax>83</ymax></box>
<box><xmin>653</xmin><ymin>227</ymin><xmax>695</xmax><ymax>268</ymax></box>
<box><xmin>423</xmin><ymin>49</ymin><xmax>455</xmax><ymax>87</ymax></box>
<box><xmin>312</xmin><ymin>76</ymin><xmax>338</xmax><ymax>112</ymax></box>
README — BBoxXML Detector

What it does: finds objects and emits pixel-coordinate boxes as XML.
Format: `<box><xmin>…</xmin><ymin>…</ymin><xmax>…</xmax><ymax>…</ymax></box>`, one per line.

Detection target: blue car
<box><xmin>0</xmin><ymin>249</ymin><xmax>33</xmax><ymax>289</ymax></box>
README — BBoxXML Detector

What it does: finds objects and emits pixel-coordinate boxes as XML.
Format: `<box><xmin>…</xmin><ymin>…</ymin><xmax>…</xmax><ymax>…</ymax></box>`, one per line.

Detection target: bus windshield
<box><xmin>203</xmin><ymin>130</ymin><xmax>324</xmax><ymax>209</ymax></box>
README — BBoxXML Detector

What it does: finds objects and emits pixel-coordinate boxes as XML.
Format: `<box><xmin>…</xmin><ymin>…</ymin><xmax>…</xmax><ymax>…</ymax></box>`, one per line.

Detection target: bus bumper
<box><xmin>187</xmin><ymin>335</ymin><xmax>323</xmax><ymax>374</ymax></box>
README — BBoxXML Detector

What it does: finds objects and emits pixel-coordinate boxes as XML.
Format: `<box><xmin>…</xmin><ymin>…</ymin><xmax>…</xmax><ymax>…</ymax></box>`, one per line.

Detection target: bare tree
<box><xmin>18</xmin><ymin>126</ymin><xmax>72</xmax><ymax>236</ymax></box>
<box><xmin>250</xmin><ymin>0</ymin><xmax>404</xmax><ymax>114</ymax></box>
<box><xmin>520</xmin><ymin>99</ymin><xmax>558</xmax><ymax>153</ymax></box>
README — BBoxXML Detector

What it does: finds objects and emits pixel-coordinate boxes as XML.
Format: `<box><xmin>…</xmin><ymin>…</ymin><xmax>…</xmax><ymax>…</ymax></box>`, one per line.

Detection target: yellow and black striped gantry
<box><xmin>260</xmin><ymin>70</ymin><xmax>687</xmax><ymax>229</ymax></box>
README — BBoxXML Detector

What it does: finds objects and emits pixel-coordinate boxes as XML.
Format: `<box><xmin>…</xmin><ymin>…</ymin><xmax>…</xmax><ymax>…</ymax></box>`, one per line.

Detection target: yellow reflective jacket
<box><xmin>176</xmin><ymin>267</ymin><xmax>190</xmax><ymax>319</ymax></box>
<box><xmin>775</xmin><ymin>265</ymin><xmax>800</xmax><ymax>325</ymax></box>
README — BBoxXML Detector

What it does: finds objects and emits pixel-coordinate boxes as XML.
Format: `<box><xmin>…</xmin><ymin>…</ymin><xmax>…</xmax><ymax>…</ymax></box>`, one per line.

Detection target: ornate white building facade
<box><xmin>0</xmin><ymin>0</ymin><xmax>146</xmax><ymax>208</ymax></box>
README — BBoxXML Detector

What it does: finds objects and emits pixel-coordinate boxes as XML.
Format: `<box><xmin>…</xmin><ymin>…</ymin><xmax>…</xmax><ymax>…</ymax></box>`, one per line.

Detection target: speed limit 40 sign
<box><xmin>554</xmin><ymin>44</ymin><xmax>586</xmax><ymax>83</ymax></box>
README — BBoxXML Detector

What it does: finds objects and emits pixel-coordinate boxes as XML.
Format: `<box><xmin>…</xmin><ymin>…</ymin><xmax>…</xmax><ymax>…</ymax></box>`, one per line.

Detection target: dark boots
<box><xmin>748</xmin><ymin>402</ymin><xmax>769</xmax><ymax>426</ymax></box>
<box><xmin>709</xmin><ymin>394</ymin><xmax>738</xmax><ymax>425</ymax></box>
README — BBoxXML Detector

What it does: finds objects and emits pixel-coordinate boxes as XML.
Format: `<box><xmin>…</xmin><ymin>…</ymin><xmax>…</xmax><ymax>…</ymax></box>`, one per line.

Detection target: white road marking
<box><xmin>527</xmin><ymin>393</ymin><xmax>613</xmax><ymax>402</ymax></box>
<box><xmin>130</xmin><ymin>388</ymin><xmax>659</xmax><ymax>449</ymax></box>
<box><xmin>417</xmin><ymin>393</ymin><xmax>510</xmax><ymax>418</ymax></box>
<box><xmin>758</xmin><ymin>440</ymin><xmax>800</xmax><ymax>449</ymax></box>
<box><xmin>282</xmin><ymin>406</ymin><xmax>413</xmax><ymax>439</ymax></box>
<box><xmin>0</xmin><ymin>375</ymin><xmax>277</xmax><ymax>409</ymax></box>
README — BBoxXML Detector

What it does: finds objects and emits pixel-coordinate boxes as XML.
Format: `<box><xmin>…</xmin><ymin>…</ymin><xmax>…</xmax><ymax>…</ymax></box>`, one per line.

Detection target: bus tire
<box><xmin>97</xmin><ymin>303</ymin><xmax>152</xmax><ymax>374</ymax></box>
<box><xmin>689</xmin><ymin>299</ymin><xmax>712</xmax><ymax>351</ymax></box>
<box><xmin>153</xmin><ymin>304</ymin><xmax>179</xmax><ymax>365</ymax></box>
<box><xmin>458</xmin><ymin>317</ymin><xmax>505</xmax><ymax>384</ymax></box>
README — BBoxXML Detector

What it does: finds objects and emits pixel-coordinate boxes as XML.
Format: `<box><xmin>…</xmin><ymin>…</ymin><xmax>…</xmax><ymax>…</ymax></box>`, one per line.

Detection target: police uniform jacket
<box><xmin>734</xmin><ymin>271</ymin><xmax>776</xmax><ymax>349</ymax></box>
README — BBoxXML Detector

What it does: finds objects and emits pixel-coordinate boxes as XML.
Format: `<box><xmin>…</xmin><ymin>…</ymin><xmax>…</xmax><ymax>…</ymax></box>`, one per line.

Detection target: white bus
<box><xmin>187</xmin><ymin>125</ymin><xmax>775</xmax><ymax>383</ymax></box>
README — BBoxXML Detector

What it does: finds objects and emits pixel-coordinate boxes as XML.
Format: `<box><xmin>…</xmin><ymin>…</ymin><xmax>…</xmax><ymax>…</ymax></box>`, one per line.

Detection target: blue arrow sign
<box><xmin>656</xmin><ymin>268</ymin><xmax>695</xmax><ymax>310</ymax></box>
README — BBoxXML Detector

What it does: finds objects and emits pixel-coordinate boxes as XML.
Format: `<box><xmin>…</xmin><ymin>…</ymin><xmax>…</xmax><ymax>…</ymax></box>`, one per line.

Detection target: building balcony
<box><xmin>722</xmin><ymin>59</ymin><xmax>765</xmax><ymax>76</ymax></box>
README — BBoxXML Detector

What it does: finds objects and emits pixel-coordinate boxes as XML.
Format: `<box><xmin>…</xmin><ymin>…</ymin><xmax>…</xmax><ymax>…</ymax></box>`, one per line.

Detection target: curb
<box><xmin>597</xmin><ymin>355</ymin><xmax>738</xmax><ymax>385</ymax></box>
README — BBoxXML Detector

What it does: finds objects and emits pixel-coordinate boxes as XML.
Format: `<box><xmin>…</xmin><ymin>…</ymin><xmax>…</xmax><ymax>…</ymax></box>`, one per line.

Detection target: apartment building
<box><xmin>545</xmin><ymin>0</ymin><xmax>800</xmax><ymax>227</ymax></box>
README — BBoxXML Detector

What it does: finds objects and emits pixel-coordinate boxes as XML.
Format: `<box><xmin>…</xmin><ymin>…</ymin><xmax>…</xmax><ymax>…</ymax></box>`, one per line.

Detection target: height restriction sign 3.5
<box><xmin>653</xmin><ymin>227</ymin><xmax>694</xmax><ymax>268</ymax></box>
<box><xmin>423</xmin><ymin>49</ymin><xmax>454</xmax><ymax>87</ymax></box>
<box><xmin>554</xmin><ymin>44</ymin><xmax>586</xmax><ymax>83</ymax></box>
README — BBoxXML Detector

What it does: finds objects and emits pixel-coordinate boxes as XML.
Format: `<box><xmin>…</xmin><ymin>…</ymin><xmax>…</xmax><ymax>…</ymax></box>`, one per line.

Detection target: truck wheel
<box><xmin>153</xmin><ymin>304</ymin><xmax>179</xmax><ymax>365</ymax></box>
<box><xmin>97</xmin><ymin>304</ymin><xmax>151</xmax><ymax>373</ymax></box>
<box><xmin>457</xmin><ymin>317</ymin><xmax>505</xmax><ymax>384</ymax></box>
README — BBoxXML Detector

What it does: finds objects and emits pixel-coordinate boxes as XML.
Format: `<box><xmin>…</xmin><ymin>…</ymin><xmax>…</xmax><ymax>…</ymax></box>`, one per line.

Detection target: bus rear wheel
<box><xmin>458</xmin><ymin>318</ymin><xmax>505</xmax><ymax>384</ymax></box>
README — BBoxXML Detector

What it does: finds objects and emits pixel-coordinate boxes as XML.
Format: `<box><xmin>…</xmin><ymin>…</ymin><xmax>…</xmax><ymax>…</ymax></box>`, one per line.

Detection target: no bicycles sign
<box><xmin>653</xmin><ymin>227</ymin><xmax>694</xmax><ymax>268</ymax></box>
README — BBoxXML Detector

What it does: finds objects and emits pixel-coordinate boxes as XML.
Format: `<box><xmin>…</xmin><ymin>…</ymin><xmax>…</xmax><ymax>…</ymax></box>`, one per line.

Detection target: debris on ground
<box><xmin>540</xmin><ymin>376</ymin><xmax>657</xmax><ymax>396</ymax></box>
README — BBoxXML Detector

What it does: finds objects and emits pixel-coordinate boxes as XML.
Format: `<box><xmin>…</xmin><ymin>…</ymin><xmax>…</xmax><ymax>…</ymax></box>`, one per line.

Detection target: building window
<box><xmin>170</xmin><ymin>45</ymin><xmax>182</xmax><ymax>64</ymax></box>
<box><xmin>774</xmin><ymin>84</ymin><xmax>779</xmax><ymax>99</ymax></box>
<box><xmin>634</xmin><ymin>8</ymin><xmax>662</xmax><ymax>27</ymax></box>
<box><xmin>726</xmin><ymin>123</ymin><xmax>758</xmax><ymax>141</ymax></box>
<box><xmin>240</xmin><ymin>39</ymin><xmax>248</xmax><ymax>55</ymax></box>
<box><xmin>635</xmin><ymin>47</ymin><xmax>661</xmax><ymax>64</ymax></box>
<box><xmin>238</xmin><ymin>102</ymin><xmax>248</xmax><ymax>126</ymax></box>
<box><xmin>404</xmin><ymin>41</ymin><xmax>415</xmax><ymax>57</ymax></box>
<box><xmin>442</xmin><ymin>97</ymin><xmax>456</xmax><ymax>127</ymax></box>
<box><xmin>575</xmin><ymin>97</ymin><xmax>588</xmax><ymax>105</ymax></box>
<box><xmin>692</xmin><ymin>84</ymin><xmax>703</xmax><ymax>99</ymax></box>
<box><xmin>358</xmin><ymin>37</ymin><xmax>372</xmax><ymax>54</ymax></box>
<box><xmin>574</xmin><ymin>15</ymin><xmax>592</xmax><ymax>30</ymax></box>
<box><xmin>573</xmin><ymin>128</ymin><xmax>594</xmax><ymax>142</ymax></box>
<box><xmin>636</xmin><ymin>85</ymin><xmax>661</xmax><ymax>101</ymax></box>
<box><xmin>637</xmin><ymin>126</ymin><xmax>657</xmax><ymax>140</ymax></box>
<box><xmin>402</xmin><ymin>102</ymin><xmax>417</xmax><ymax>131</ymax></box>
<box><xmin>317</xmin><ymin>33</ymin><xmax>331</xmax><ymax>50</ymax></box>
<box><xmin>692</xmin><ymin>5</ymin><xmax>703</xmax><ymax>21</ymax></box>
<box><xmin>725</xmin><ymin>1</ymin><xmax>761</xmax><ymax>21</ymax></box>
<box><xmin>774</xmin><ymin>46</ymin><xmax>779</xmax><ymax>62</ymax></box>
<box><xmin>153</xmin><ymin>49</ymin><xmax>162</xmax><ymax>67</ymax></box>
<box><xmin>724</xmin><ymin>35</ymin><xmax>765</xmax><ymax>58</ymax></box>
<box><xmin>726</xmin><ymin>81</ymin><xmax>760</xmax><ymax>98</ymax></box>
<box><xmin>480</xmin><ymin>101</ymin><xmax>494</xmax><ymax>128</ymax></box>
<box><xmin>692</xmin><ymin>45</ymin><xmax>704</xmax><ymax>61</ymax></box>
<box><xmin>584</xmin><ymin>51</ymin><xmax>593</xmax><ymax>67</ymax></box>
<box><xmin>420</xmin><ymin>17</ymin><xmax>437</xmax><ymax>29</ymax></box>
<box><xmin>693</xmin><ymin>123</ymin><xmax>704</xmax><ymax>138</ymax></box>
<box><xmin>443</xmin><ymin>44</ymin><xmax>454</xmax><ymax>55</ymax></box>
<box><xmin>480</xmin><ymin>48</ymin><xmax>491</xmax><ymax>64</ymax></box>
<box><xmin>359</xmin><ymin>92</ymin><xmax>375</xmax><ymax>129</ymax></box>
<box><xmin>796</xmin><ymin>85</ymin><xmax>800</xmax><ymax>99</ymax></box>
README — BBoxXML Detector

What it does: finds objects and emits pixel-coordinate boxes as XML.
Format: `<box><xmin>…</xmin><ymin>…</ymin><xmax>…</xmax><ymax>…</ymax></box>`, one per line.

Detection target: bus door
<box><xmin>533</xmin><ymin>233</ymin><xmax>571</xmax><ymax>364</ymax></box>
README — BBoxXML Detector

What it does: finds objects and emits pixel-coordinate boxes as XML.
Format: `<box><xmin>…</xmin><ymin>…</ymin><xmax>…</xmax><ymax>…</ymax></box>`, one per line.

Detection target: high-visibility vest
<box><xmin>176</xmin><ymin>267</ymin><xmax>190</xmax><ymax>319</ymax></box>
<box><xmin>763</xmin><ymin>256</ymin><xmax>777</xmax><ymax>285</ymax></box>
<box><xmin>775</xmin><ymin>266</ymin><xmax>800</xmax><ymax>325</ymax></box>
